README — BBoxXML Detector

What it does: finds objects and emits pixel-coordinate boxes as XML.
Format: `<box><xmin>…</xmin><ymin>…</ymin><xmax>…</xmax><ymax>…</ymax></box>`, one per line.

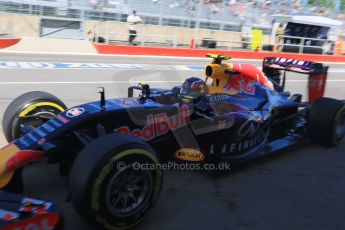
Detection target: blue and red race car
<box><xmin>0</xmin><ymin>54</ymin><xmax>343</xmax><ymax>229</ymax></box>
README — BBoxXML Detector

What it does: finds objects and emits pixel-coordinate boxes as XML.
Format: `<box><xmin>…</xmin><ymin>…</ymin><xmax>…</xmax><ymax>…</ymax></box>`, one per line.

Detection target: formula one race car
<box><xmin>0</xmin><ymin>54</ymin><xmax>344</xmax><ymax>229</ymax></box>
<box><xmin>0</xmin><ymin>191</ymin><xmax>61</xmax><ymax>230</ymax></box>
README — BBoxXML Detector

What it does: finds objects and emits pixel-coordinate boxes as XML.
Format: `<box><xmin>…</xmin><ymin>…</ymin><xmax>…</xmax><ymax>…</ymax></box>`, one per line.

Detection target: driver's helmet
<box><xmin>180</xmin><ymin>77</ymin><xmax>208</xmax><ymax>99</ymax></box>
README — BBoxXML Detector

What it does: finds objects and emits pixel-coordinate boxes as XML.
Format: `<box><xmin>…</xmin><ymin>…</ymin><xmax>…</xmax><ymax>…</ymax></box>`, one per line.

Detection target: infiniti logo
<box><xmin>237</xmin><ymin>119</ymin><xmax>261</xmax><ymax>138</ymax></box>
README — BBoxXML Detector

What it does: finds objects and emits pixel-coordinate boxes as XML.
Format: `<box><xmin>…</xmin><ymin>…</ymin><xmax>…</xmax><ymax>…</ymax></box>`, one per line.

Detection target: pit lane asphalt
<box><xmin>0</xmin><ymin>53</ymin><xmax>345</xmax><ymax>230</ymax></box>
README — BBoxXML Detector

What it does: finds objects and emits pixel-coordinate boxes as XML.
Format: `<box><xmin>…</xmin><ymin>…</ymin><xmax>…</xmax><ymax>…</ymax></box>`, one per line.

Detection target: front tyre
<box><xmin>69</xmin><ymin>134</ymin><xmax>163</xmax><ymax>230</ymax></box>
<box><xmin>2</xmin><ymin>91</ymin><xmax>66</xmax><ymax>142</ymax></box>
<box><xmin>308</xmin><ymin>97</ymin><xmax>345</xmax><ymax>146</ymax></box>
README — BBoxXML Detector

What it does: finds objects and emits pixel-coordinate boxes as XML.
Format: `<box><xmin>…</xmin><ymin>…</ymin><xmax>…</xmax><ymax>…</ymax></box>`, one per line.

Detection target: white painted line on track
<box><xmin>0</xmin><ymin>51</ymin><xmax>209</xmax><ymax>60</ymax></box>
<box><xmin>0</xmin><ymin>62</ymin><xmax>203</xmax><ymax>71</ymax></box>
<box><xmin>2</xmin><ymin>51</ymin><xmax>345</xmax><ymax>64</ymax></box>
<box><xmin>287</xmin><ymin>79</ymin><xmax>345</xmax><ymax>82</ymax></box>
<box><xmin>0</xmin><ymin>81</ymin><xmax>184</xmax><ymax>85</ymax></box>
<box><xmin>0</xmin><ymin>79</ymin><xmax>345</xmax><ymax>85</ymax></box>
<box><xmin>0</xmin><ymin>62</ymin><xmax>345</xmax><ymax>73</ymax></box>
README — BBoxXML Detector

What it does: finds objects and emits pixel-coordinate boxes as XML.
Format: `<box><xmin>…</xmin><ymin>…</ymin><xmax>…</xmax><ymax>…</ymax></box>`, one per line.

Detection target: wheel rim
<box><xmin>14</xmin><ymin>105</ymin><xmax>62</xmax><ymax>138</ymax></box>
<box><xmin>105</xmin><ymin>164</ymin><xmax>153</xmax><ymax>217</ymax></box>
<box><xmin>335</xmin><ymin>111</ymin><xmax>345</xmax><ymax>140</ymax></box>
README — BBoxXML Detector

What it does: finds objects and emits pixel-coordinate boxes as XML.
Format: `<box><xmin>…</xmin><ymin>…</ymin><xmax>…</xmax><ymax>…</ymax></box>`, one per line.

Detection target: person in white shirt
<box><xmin>127</xmin><ymin>10</ymin><xmax>142</xmax><ymax>45</ymax></box>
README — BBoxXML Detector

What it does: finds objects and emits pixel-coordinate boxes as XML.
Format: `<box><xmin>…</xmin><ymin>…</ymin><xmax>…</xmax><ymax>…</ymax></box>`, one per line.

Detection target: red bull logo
<box><xmin>223</xmin><ymin>74</ymin><xmax>258</xmax><ymax>95</ymax></box>
<box><xmin>114</xmin><ymin>105</ymin><xmax>190</xmax><ymax>141</ymax></box>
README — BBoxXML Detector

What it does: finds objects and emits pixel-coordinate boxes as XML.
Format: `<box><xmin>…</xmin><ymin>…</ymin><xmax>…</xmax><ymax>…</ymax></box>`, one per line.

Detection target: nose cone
<box><xmin>0</xmin><ymin>144</ymin><xmax>20</xmax><ymax>188</ymax></box>
<box><xmin>0</xmin><ymin>144</ymin><xmax>44</xmax><ymax>189</ymax></box>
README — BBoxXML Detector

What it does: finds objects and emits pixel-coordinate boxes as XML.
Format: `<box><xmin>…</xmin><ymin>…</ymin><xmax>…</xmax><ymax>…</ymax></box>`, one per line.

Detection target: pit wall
<box><xmin>2</xmin><ymin>14</ymin><xmax>345</xmax><ymax>62</ymax></box>
<box><xmin>0</xmin><ymin>14</ymin><xmax>40</xmax><ymax>37</ymax></box>
<box><xmin>85</xmin><ymin>20</ymin><xmax>271</xmax><ymax>47</ymax></box>
<box><xmin>93</xmin><ymin>44</ymin><xmax>345</xmax><ymax>63</ymax></box>
<box><xmin>1</xmin><ymin>37</ymin><xmax>97</xmax><ymax>53</ymax></box>
<box><xmin>0</xmin><ymin>13</ymin><xmax>271</xmax><ymax>46</ymax></box>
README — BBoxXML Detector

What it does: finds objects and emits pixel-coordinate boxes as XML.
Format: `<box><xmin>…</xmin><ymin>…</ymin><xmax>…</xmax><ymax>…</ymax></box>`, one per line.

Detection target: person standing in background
<box><xmin>275</xmin><ymin>23</ymin><xmax>285</xmax><ymax>52</ymax></box>
<box><xmin>127</xmin><ymin>10</ymin><xmax>142</xmax><ymax>46</ymax></box>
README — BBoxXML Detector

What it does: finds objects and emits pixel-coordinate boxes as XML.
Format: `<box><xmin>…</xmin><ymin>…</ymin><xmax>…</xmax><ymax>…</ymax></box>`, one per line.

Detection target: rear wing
<box><xmin>262</xmin><ymin>57</ymin><xmax>326</xmax><ymax>74</ymax></box>
<box><xmin>262</xmin><ymin>57</ymin><xmax>329</xmax><ymax>103</ymax></box>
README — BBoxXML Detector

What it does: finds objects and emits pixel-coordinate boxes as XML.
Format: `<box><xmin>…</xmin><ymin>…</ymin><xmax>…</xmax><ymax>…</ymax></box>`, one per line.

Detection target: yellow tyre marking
<box><xmin>0</xmin><ymin>144</ymin><xmax>20</xmax><ymax>188</ymax></box>
<box><xmin>19</xmin><ymin>102</ymin><xmax>65</xmax><ymax>117</ymax></box>
<box><xmin>91</xmin><ymin>148</ymin><xmax>162</xmax><ymax>230</ymax></box>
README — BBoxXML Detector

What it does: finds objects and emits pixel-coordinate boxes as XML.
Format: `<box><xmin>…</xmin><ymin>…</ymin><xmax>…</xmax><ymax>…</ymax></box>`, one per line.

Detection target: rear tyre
<box><xmin>69</xmin><ymin>134</ymin><xmax>163</xmax><ymax>230</ymax></box>
<box><xmin>308</xmin><ymin>97</ymin><xmax>345</xmax><ymax>146</ymax></box>
<box><xmin>2</xmin><ymin>91</ymin><xmax>66</xmax><ymax>142</ymax></box>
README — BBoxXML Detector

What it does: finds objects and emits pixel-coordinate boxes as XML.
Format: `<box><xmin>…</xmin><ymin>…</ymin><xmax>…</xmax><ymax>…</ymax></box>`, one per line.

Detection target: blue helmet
<box><xmin>180</xmin><ymin>77</ymin><xmax>208</xmax><ymax>99</ymax></box>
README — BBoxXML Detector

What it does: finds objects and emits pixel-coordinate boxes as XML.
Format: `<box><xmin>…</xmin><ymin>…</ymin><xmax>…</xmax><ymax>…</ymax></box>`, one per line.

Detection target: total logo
<box><xmin>66</xmin><ymin>107</ymin><xmax>85</xmax><ymax>118</ymax></box>
<box><xmin>175</xmin><ymin>148</ymin><xmax>205</xmax><ymax>161</ymax></box>
<box><xmin>114</xmin><ymin>105</ymin><xmax>190</xmax><ymax>141</ymax></box>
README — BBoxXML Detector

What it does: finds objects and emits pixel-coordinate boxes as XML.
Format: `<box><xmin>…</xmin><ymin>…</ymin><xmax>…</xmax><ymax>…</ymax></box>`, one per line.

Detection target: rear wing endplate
<box><xmin>262</xmin><ymin>57</ymin><xmax>329</xmax><ymax>103</ymax></box>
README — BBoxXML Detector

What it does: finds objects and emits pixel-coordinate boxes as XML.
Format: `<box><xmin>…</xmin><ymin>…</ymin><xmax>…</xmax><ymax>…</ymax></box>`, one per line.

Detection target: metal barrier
<box><xmin>195</xmin><ymin>35</ymin><xmax>343</xmax><ymax>55</ymax></box>
<box><xmin>97</xmin><ymin>32</ymin><xmax>345</xmax><ymax>56</ymax></box>
<box><xmin>98</xmin><ymin>31</ymin><xmax>264</xmax><ymax>51</ymax></box>
<box><xmin>194</xmin><ymin>37</ymin><xmax>255</xmax><ymax>50</ymax></box>
<box><xmin>273</xmin><ymin>35</ymin><xmax>330</xmax><ymax>54</ymax></box>
<box><xmin>100</xmin><ymin>31</ymin><xmax>258</xmax><ymax>50</ymax></box>
<box><xmin>103</xmin><ymin>32</ymin><xmax>177</xmax><ymax>47</ymax></box>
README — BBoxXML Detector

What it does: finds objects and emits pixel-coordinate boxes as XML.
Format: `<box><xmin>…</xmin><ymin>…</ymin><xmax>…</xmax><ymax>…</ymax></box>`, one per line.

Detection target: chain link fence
<box><xmin>0</xmin><ymin>0</ymin><xmax>274</xmax><ymax>33</ymax></box>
